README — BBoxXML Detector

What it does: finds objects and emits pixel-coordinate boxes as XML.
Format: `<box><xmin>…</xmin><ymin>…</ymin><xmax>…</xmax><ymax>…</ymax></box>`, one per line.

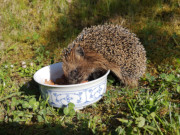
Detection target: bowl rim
<box><xmin>33</xmin><ymin>63</ymin><xmax>110</xmax><ymax>88</ymax></box>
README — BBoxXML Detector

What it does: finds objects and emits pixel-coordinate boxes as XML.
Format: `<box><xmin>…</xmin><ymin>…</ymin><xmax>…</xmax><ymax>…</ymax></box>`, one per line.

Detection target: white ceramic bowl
<box><xmin>33</xmin><ymin>62</ymin><xmax>110</xmax><ymax>110</ymax></box>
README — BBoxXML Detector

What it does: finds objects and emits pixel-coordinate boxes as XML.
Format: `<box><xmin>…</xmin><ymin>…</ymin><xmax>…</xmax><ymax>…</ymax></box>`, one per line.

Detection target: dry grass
<box><xmin>0</xmin><ymin>0</ymin><xmax>179</xmax><ymax>68</ymax></box>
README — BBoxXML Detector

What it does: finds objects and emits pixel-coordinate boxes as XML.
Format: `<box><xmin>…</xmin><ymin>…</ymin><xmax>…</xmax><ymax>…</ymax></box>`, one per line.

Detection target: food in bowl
<box><xmin>44</xmin><ymin>70</ymin><xmax>106</xmax><ymax>85</ymax></box>
<box><xmin>44</xmin><ymin>78</ymin><xmax>89</xmax><ymax>85</ymax></box>
<box><xmin>44</xmin><ymin>74</ymin><xmax>68</xmax><ymax>85</ymax></box>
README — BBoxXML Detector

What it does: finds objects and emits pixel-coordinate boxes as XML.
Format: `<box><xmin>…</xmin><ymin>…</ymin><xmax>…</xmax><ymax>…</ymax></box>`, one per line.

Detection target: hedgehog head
<box><xmin>62</xmin><ymin>44</ymin><xmax>94</xmax><ymax>84</ymax></box>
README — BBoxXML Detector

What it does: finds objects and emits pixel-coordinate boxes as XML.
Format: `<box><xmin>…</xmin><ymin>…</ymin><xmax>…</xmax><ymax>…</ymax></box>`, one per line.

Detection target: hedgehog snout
<box><xmin>67</xmin><ymin>69</ymin><xmax>83</xmax><ymax>84</ymax></box>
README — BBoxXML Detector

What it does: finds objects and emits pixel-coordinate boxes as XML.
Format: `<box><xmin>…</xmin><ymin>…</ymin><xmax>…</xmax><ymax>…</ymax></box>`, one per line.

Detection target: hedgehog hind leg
<box><xmin>122</xmin><ymin>77</ymin><xmax>138</xmax><ymax>88</ymax></box>
<box><xmin>110</xmin><ymin>68</ymin><xmax>138</xmax><ymax>88</ymax></box>
<box><xmin>113</xmin><ymin>72</ymin><xmax>138</xmax><ymax>88</ymax></box>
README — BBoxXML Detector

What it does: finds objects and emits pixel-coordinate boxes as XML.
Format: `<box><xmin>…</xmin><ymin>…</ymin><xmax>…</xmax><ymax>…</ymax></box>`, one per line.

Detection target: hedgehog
<box><xmin>62</xmin><ymin>24</ymin><xmax>146</xmax><ymax>87</ymax></box>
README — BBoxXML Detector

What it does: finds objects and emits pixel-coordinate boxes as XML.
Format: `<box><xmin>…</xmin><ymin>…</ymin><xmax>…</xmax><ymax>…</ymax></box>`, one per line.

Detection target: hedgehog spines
<box><xmin>62</xmin><ymin>24</ymin><xmax>146</xmax><ymax>87</ymax></box>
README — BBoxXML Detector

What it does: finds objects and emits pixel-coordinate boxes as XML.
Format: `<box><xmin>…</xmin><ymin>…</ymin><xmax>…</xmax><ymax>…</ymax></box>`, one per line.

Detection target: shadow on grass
<box><xmin>44</xmin><ymin>0</ymin><xmax>179</xmax><ymax>66</ymax></box>
<box><xmin>0</xmin><ymin>122</ymin><xmax>93</xmax><ymax>135</ymax></box>
<box><xmin>20</xmin><ymin>79</ymin><xmax>40</xmax><ymax>97</ymax></box>
<box><xmin>137</xmin><ymin>23</ymin><xmax>180</xmax><ymax>65</ymax></box>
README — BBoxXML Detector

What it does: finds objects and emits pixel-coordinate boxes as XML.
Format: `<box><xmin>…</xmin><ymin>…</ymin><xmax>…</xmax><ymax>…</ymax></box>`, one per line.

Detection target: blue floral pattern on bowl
<box><xmin>40</xmin><ymin>80</ymin><xmax>107</xmax><ymax>109</ymax></box>
<box><xmin>34</xmin><ymin>62</ymin><xmax>110</xmax><ymax>110</ymax></box>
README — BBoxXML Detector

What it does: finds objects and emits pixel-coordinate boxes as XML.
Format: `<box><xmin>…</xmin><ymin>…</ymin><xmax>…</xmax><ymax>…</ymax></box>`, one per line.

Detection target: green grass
<box><xmin>0</xmin><ymin>0</ymin><xmax>180</xmax><ymax>134</ymax></box>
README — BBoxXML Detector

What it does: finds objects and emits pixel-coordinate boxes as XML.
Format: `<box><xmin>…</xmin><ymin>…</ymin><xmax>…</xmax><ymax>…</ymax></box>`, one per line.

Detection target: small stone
<box><xmin>22</xmin><ymin>65</ymin><xmax>27</xmax><ymax>68</ymax></box>
<box><xmin>22</xmin><ymin>61</ymin><xmax>26</xmax><ymax>65</ymax></box>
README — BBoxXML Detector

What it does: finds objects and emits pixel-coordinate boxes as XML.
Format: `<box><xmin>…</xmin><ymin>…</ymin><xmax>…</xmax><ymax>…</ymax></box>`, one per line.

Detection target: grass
<box><xmin>0</xmin><ymin>0</ymin><xmax>180</xmax><ymax>134</ymax></box>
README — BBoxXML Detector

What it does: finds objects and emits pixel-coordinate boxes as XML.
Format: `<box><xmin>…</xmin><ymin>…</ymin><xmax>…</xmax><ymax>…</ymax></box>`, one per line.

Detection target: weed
<box><xmin>63</xmin><ymin>103</ymin><xmax>76</xmax><ymax>117</ymax></box>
